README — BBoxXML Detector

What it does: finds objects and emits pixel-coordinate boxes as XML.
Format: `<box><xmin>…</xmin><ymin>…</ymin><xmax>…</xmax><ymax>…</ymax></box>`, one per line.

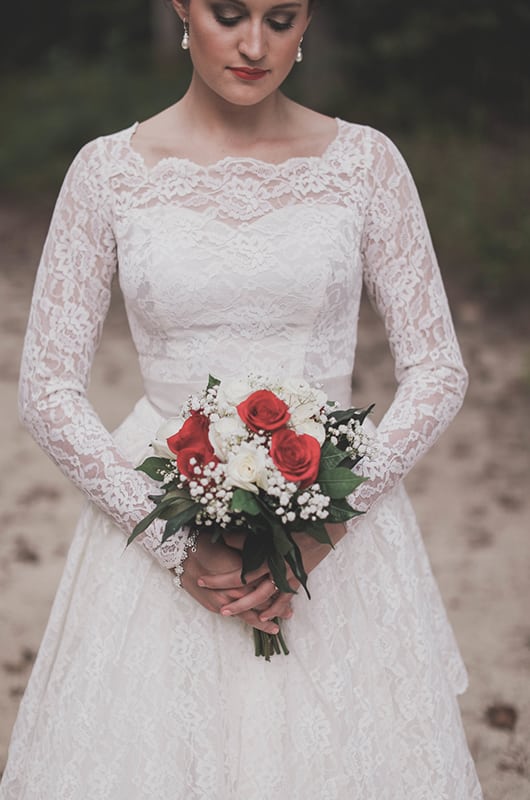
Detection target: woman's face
<box><xmin>172</xmin><ymin>0</ymin><xmax>311</xmax><ymax>106</ymax></box>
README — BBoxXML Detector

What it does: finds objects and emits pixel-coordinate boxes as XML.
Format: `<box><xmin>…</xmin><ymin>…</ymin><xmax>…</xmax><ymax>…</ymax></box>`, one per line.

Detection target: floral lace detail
<box><xmin>18</xmin><ymin>119</ymin><xmax>467</xmax><ymax>552</ymax></box>
<box><xmin>4</xmin><ymin>120</ymin><xmax>484</xmax><ymax>800</ymax></box>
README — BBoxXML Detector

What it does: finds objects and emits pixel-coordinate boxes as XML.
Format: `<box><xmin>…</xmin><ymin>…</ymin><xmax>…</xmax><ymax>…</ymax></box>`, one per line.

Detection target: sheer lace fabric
<box><xmin>18</xmin><ymin>119</ymin><xmax>468</xmax><ymax>534</ymax></box>
<box><xmin>1</xmin><ymin>120</ymin><xmax>483</xmax><ymax>799</ymax></box>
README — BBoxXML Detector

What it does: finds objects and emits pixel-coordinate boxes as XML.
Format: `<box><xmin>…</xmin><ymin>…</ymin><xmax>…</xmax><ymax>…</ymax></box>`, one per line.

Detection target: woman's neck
<box><xmin>176</xmin><ymin>72</ymin><xmax>295</xmax><ymax>147</ymax></box>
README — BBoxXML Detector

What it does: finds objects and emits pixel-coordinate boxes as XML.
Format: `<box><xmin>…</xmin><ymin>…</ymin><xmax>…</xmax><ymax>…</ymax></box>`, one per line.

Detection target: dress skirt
<box><xmin>0</xmin><ymin>397</ymin><xmax>483</xmax><ymax>800</ymax></box>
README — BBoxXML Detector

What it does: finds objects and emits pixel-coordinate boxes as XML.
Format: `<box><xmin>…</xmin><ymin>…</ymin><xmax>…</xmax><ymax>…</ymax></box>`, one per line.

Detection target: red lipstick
<box><xmin>228</xmin><ymin>67</ymin><xmax>269</xmax><ymax>81</ymax></box>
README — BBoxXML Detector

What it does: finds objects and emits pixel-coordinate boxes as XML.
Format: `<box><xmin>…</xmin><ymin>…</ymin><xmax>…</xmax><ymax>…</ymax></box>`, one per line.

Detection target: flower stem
<box><xmin>253</xmin><ymin>626</ymin><xmax>262</xmax><ymax>657</ymax></box>
<box><xmin>276</xmin><ymin>620</ymin><xmax>290</xmax><ymax>656</ymax></box>
<box><xmin>252</xmin><ymin>621</ymin><xmax>290</xmax><ymax>659</ymax></box>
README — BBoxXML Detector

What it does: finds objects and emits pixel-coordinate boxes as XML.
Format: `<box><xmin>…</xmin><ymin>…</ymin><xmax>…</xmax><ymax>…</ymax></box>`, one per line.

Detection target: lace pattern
<box><xmin>2</xmin><ymin>119</ymin><xmax>484</xmax><ymax>800</ymax></box>
<box><xmin>18</xmin><ymin>119</ymin><xmax>467</xmax><ymax>549</ymax></box>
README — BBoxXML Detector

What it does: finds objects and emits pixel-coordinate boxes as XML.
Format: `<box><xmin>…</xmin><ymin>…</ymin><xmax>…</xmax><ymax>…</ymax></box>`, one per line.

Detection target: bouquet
<box><xmin>129</xmin><ymin>375</ymin><xmax>374</xmax><ymax>659</ymax></box>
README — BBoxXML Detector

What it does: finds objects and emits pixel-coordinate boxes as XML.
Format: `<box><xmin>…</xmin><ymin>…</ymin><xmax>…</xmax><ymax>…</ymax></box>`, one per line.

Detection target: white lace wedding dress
<box><xmin>0</xmin><ymin>119</ymin><xmax>483</xmax><ymax>799</ymax></box>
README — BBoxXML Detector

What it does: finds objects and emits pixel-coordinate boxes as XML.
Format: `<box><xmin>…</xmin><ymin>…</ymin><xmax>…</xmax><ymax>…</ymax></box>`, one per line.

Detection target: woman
<box><xmin>1</xmin><ymin>0</ymin><xmax>483</xmax><ymax>797</ymax></box>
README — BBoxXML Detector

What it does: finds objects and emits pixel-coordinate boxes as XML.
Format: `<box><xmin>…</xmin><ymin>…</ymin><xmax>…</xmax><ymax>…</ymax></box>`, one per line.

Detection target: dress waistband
<box><xmin>143</xmin><ymin>374</ymin><xmax>354</xmax><ymax>418</ymax></box>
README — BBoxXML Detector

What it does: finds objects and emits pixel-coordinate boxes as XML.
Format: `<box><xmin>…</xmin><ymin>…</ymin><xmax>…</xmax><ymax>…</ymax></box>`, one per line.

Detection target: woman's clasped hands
<box><xmin>180</xmin><ymin>524</ymin><xmax>347</xmax><ymax>633</ymax></box>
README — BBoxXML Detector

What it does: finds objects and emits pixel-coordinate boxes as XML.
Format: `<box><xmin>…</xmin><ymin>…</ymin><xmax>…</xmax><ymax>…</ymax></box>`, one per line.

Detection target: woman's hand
<box><xmin>179</xmin><ymin>533</ymin><xmax>288</xmax><ymax>635</ymax></box>
<box><xmin>196</xmin><ymin>523</ymin><xmax>348</xmax><ymax>621</ymax></box>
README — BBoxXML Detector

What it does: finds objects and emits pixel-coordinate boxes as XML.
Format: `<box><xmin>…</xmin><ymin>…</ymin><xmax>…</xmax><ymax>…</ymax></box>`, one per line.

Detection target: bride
<box><xmin>0</xmin><ymin>0</ymin><xmax>484</xmax><ymax>797</ymax></box>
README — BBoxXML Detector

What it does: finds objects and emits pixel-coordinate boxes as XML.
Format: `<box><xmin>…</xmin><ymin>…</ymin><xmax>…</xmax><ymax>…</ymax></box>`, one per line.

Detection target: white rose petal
<box><xmin>208</xmin><ymin>415</ymin><xmax>247</xmax><ymax>460</ymax></box>
<box><xmin>290</xmin><ymin>402</ymin><xmax>322</xmax><ymax>426</ymax></box>
<box><xmin>225</xmin><ymin>444</ymin><xmax>268</xmax><ymax>494</ymax></box>
<box><xmin>151</xmin><ymin>416</ymin><xmax>186</xmax><ymax>458</ymax></box>
<box><xmin>216</xmin><ymin>378</ymin><xmax>253</xmax><ymax>409</ymax></box>
<box><xmin>293</xmin><ymin>419</ymin><xmax>326</xmax><ymax>445</ymax></box>
<box><xmin>281</xmin><ymin>378</ymin><xmax>312</xmax><ymax>406</ymax></box>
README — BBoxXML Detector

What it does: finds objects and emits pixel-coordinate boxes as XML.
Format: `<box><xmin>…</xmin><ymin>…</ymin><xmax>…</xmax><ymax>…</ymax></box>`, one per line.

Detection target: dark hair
<box><xmin>175</xmin><ymin>0</ymin><xmax>318</xmax><ymax>10</ymax></box>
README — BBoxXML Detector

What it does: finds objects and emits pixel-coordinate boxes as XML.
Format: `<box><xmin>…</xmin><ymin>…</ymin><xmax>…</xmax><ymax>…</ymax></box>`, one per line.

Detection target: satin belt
<box><xmin>144</xmin><ymin>375</ymin><xmax>354</xmax><ymax>419</ymax></box>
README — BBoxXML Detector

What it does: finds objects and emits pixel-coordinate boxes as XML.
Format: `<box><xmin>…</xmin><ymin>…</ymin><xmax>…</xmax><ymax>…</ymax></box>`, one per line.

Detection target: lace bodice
<box><xmin>18</xmin><ymin>119</ymin><xmax>468</xmax><ymax>567</ymax></box>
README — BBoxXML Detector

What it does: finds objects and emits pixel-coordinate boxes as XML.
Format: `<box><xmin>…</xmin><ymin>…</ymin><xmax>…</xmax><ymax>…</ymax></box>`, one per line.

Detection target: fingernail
<box><xmin>260</xmin><ymin>616</ymin><xmax>270</xmax><ymax>622</ymax></box>
<box><xmin>221</xmin><ymin>609</ymin><xmax>232</xmax><ymax>616</ymax></box>
<box><xmin>197</xmin><ymin>579</ymin><xmax>206</xmax><ymax>587</ymax></box>
<box><xmin>271</xmin><ymin>626</ymin><xmax>279</xmax><ymax>634</ymax></box>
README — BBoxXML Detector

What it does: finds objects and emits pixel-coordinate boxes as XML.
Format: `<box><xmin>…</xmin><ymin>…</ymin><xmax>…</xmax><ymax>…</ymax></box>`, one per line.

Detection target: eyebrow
<box><xmin>216</xmin><ymin>1</ymin><xmax>303</xmax><ymax>9</ymax></box>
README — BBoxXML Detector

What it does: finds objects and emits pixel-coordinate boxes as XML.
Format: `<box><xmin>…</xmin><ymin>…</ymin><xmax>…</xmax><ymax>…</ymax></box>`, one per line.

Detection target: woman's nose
<box><xmin>238</xmin><ymin>23</ymin><xmax>267</xmax><ymax>62</ymax></box>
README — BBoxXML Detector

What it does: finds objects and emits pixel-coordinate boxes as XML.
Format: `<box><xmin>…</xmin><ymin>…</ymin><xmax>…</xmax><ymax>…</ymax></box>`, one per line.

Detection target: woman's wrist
<box><xmin>295</xmin><ymin>522</ymin><xmax>347</xmax><ymax>570</ymax></box>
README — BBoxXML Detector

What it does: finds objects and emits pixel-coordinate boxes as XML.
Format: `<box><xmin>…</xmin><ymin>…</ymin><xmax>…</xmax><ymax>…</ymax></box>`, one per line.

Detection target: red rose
<box><xmin>270</xmin><ymin>428</ymin><xmax>321</xmax><ymax>488</ymax></box>
<box><xmin>237</xmin><ymin>390</ymin><xmax>291</xmax><ymax>433</ymax></box>
<box><xmin>176</xmin><ymin>448</ymin><xmax>218</xmax><ymax>481</ymax></box>
<box><xmin>167</xmin><ymin>412</ymin><xmax>218</xmax><ymax>480</ymax></box>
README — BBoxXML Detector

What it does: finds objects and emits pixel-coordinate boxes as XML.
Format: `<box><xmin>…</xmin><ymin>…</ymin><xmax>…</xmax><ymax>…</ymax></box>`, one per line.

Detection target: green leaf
<box><xmin>318</xmin><ymin>467</ymin><xmax>365</xmax><ymax>499</ymax></box>
<box><xmin>347</xmin><ymin>473</ymin><xmax>367</xmax><ymax>492</ymax></box>
<box><xmin>147</xmin><ymin>492</ymin><xmax>167</xmax><ymax>505</ymax></box>
<box><xmin>207</xmin><ymin>374</ymin><xmax>221</xmax><ymax>390</ymax></box>
<box><xmin>327</xmin><ymin>404</ymin><xmax>375</xmax><ymax>428</ymax></box>
<box><xmin>353</xmin><ymin>403</ymin><xmax>375</xmax><ymax>424</ymax></box>
<box><xmin>161</xmin><ymin>502</ymin><xmax>201</xmax><ymax>543</ymax></box>
<box><xmin>272</xmin><ymin>524</ymin><xmax>295</xmax><ymax>557</ymax></box>
<box><xmin>241</xmin><ymin>534</ymin><xmax>268</xmax><ymax>583</ymax></box>
<box><xmin>230</xmin><ymin>488</ymin><xmax>261</xmax><ymax>516</ymax></box>
<box><xmin>340</xmin><ymin>455</ymin><xmax>360</xmax><ymax>470</ymax></box>
<box><xmin>319</xmin><ymin>440</ymin><xmax>347</xmax><ymax>470</ymax></box>
<box><xmin>327</xmin><ymin>496</ymin><xmax>358</xmax><ymax>522</ymax></box>
<box><xmin>127</xmin><ymin>504</ymin><xmax>165</xmax><ymax>545</ymax></box>
<box><xmin>209</xmin><ymin>528</ymin><xmax>224</xmax><ymax>544</ymax></box>
<box><xmin>158</xmin><ymin>498</ymin><xmax>195</xmax><ymax>520</ymax></box>
<box><xmin>302</xmin><ymin>520</ymin><xmax>333</xmax><ymax>546</ymax></box>
<box><xmin>327</xmin><ymin>408</ymin><xmax>356</xmax><ymax>426</ymax></box>
<box><xmin>136</xmin><ymin>457</ymin><xmax>174</xmax><ymax>481</ymax></box>
<box><xmin>285</xmin><ymin>542</ymin><xmax>309</xmax><ymax>598</ymax></box>
<box><xmin>267</xmin><ymin>550</ymin><xmax>295</xmax><ymax>594</ymax></box>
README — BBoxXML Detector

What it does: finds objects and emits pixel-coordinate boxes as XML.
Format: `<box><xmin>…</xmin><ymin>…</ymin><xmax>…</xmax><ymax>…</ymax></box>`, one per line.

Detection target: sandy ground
<box><xmin>0</xmin><ymin>199</ymin><xmax>529</xmax><ymax>799</ymax></box>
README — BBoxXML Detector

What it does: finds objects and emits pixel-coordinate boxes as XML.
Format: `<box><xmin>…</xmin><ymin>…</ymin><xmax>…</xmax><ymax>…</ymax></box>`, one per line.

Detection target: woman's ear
<box><xmin>171</xmin><ymin>0</ymin><xmax>189</xmax><ymax>23</ymax></box>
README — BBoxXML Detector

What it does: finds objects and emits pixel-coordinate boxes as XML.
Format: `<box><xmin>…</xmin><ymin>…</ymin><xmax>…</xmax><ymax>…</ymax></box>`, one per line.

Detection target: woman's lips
<box><xmin>228</xmin><ymin>67</ymin><xmax>269</xmax><ymax>81</ymax></box>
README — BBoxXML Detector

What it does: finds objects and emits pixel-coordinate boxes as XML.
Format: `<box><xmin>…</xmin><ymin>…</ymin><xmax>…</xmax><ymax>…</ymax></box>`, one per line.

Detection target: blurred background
<box><xmin>0</xmin><ymin>2</ymin><xmax>529</xmax><ymax>798</ymax></box>
<box><xmin>1</xmin><ymin>0</ymin><xmax>529</xmax><ymax>305</ymax></box>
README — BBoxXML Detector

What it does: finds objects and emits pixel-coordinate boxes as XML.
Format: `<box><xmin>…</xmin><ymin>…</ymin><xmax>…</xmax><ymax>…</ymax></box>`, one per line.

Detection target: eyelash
<box><xmin>214</xmin><ymin>14</ymin><xmax>295</xmax><ymax>32</ymax></box>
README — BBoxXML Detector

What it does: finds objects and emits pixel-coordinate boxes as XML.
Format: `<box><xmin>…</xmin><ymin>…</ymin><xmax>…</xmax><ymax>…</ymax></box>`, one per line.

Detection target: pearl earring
<box><xmin>181</xmin><ymin>20</ymin><xmax>190</xmax><ymax>50</ymax></box>
<box><xmin>296</xmin><ymin>37</ymin><xmax>304</xmax><ymax>63</ymax></box>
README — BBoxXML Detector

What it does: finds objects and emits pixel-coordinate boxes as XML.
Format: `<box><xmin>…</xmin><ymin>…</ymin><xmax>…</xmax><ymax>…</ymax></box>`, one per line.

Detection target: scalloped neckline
<box><xmin>126</xmin><ymin>117</ymin><xmax>344</xmax><ymax>175</ymax></box>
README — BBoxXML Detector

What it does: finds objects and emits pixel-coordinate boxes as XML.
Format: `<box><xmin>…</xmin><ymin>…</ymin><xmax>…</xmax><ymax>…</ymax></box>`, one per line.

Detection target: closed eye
<box><xmin>268</xmin><ymin>18</ymin><xmax>295</xmax><ymax>31</ymax></box>
<box><xmin>213</xmin><ymin>5</ymin><xmax>296</xmax><ymax>31</ymax></box>
<box><xmin>214</xmin><ymin>13</ymin><xmax>243</xmax><ymax>26</ymax></box>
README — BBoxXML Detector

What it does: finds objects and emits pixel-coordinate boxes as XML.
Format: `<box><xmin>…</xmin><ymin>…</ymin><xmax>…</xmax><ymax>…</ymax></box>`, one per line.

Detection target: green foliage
<box><xmin>1</xmin><ymin>2</ymin><xmax>528</xmax><ymax>307</ymax></box>
<box><xmin>398</xmin><ymin>129</ymin><xmax>530</xmax><ymax>304</ymax></box>
<box><xmin>0</xmin><ymin>54</ymin><xmax>190</xmax><ymax>193</ymax></box>
<box><xmin>230</xmin><ymin>489</ymin><xmax>262</xmax><ymax>517</ymax></box>
<box><xmin>322</xmin><ymin>0</ymin><xmax>529</xmax><ymax>129</ymax></box>
<box><xmin>318</xmin><ymin>441</ymin><xmax>347</xmax><ymax>471</ymax></box>
<box><xmin>2</xmin><ymin>0</ymin><xmax>149</xmax><ymax>68</ymax></box>
<box><xmin>136</xmin><ymin>456</ymin><xmax>173</xmax><ymax>481</ymax></box>
<box><xmin>318</xmin><ymin>468</ymin><xmax>365</xmax><ymax>499</ymax></box>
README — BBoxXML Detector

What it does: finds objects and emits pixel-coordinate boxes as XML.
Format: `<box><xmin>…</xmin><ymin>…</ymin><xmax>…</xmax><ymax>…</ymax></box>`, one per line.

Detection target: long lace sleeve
<box><xmin>18</xmin><ymin>139</ymin><xmax>189</xmax><ymax>570</ymax></box>
<box><xmin>354</xmin><ymin>129</ymin><xmax>468</xmax><ymax>511</ymax></box>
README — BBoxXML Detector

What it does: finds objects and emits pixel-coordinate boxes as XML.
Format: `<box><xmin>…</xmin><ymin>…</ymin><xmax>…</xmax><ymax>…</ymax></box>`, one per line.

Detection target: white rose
<box><xmin>290</xmin><ymin>402</ymin><xmax>323</xmax><ymax>426</ymax></box>
<box><xmin>208</xmin><ymin>415</ymin><xmax>247</xmax><ymax>460</ymax></box>
<box><xmin>281</xmin><ymin>377</ymin><xmax>312</xmax><ymax>406</ymax></box>
<box><xmin>292</xmin><ymin>419</ymin><xmax>326</xmax><ymax>445</ymax></box>
<box><xmin>216</xmin><ymin>378</ymin><xmax>253</xmax><ymax>410</ymax></box>
<box><xmin>151</xmin><ymin>417</ymin><xmax>186</xmax><ymax>458</ymax></box>
<box><xmin>281</xmin><ymin>379</ymin><xmax>327</xmax><ymax>418</ymax></box>
<box><xmin>225</xmin><ymin>444</ymin><xmax>268</xmax><ymax>494</ymax></box>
